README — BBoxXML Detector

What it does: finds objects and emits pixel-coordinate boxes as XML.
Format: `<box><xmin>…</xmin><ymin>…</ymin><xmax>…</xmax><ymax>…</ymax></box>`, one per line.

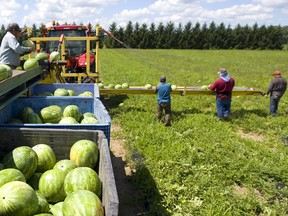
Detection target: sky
<box><xmin>0</xmin><ymin>0</ymin><xmax>288</xmax><ymax>30</ymax></box>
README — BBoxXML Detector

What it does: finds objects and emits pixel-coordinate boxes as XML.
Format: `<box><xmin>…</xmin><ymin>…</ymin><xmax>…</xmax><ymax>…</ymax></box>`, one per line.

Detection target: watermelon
<box><xmin>0</xmin><ymin>168</ymin><xmax>26</xmax><ymax>187</ymax></box>
<box><xmin>2</xmin><ymin>146</ymin><xmax>38</xmax><ymax>180</ymax></box>
<box><xmin>70</xmin><ymin>139</ymin><xmax>99</xmax><ymax>168</ymax></box>
<box><xmin>201</xmin><ymin>85</ymin><xmax>209</xmax><ymax>90</ymax></box>
<box><xmin>32</xmin><ymin>144</ymin><xmax>56</xmax><ymax>172</ymax></box>
<box><xmin>115</xmin><ymin>84</ymin><xmax>122</xmax><ymax>89</ymax></box>
<box><xmin>20</xmin><ymin>107</ymin><xmax>34</xmax><ymax>122</ymax></box>
<box><xmin>24</xmin><ymin>58</ymin><xmax>39</xmax><ymax>71</ymax></box>
<box><xmin>54</xmin><ymin>88</ymin><xmax>69</xmax><ymax>96</ymax></box>
<box><xmin>144</xmin><ymin>84</ymin><xmax>152</xmax><ymax>89</ymax></box>
<box><xmin>0</xmin><ymin>181</ymin><xmax>39</xmax><ymax>216</ymax></box>
<box><xmin>107</xmin><ymin>84</ymin><xmax>115</xmax><ymax>89</ymax></box>
<box><xmin>40</xmin><ymin>105</ymin><xmax>62</xmax><ymax>123</ymax></box>
<box><xmin>64</xmin><ymin>167</ymin><xmax>101</xmax><ymax>197</ymax></box>
<box><xmin>22</xmin><ymin>39</ymin><xmax>35</xmax><ymax>49</ymax></box>
<box><xmin>39</xmin><ymin>169</ymin><xmax>66</xmax><ymax>203</ymax></box>
<box><xmin>67</xmin><ymin>89</ymin><xmax>75</xmax><ymax>96</ymax></box>
<box><xmin>63</xmin><ymin>105</ymin><xmax>82</xmax><ymax>122</ymax></box>
<box><xmin>35</xmin><ymin>190</ymin><xmax>50</xmax><ymax>214</ymax></box>
<box><xmin>35</xmin><ymin>52</ymin><xmax>48</xmax><ymax>61</ymax></box>
<box><xmin>27</xmin><ymin>172</ymin><xmax>42</xmax><ymax>190</ymax></box>
<box><xmin>81</xmin><ymin>116</ymin><xmax>98</xmax><ymax>124</ymax></box>
<box><xmin>53</xmin><ymin>159</ymin><xmax>77</xmax><ymax>174</ymax></box>
<box><xmin>50</xmin><ymin>51</ymin><xmax>60</xmax><ymax>62</ymax></box>
<box><xmin>25</xmin><ymin>112</ymin><xmax>43</xmax><ymax>124</ymax></box>
<box><xmin>0</xmin><ymin>64</ymin><xmax>12</xmax><ymax>81</ymax></box>
<box><xmin>122</xmin><ymin>82</ymin><xmax>129</xmax><ymax>89</ymax></box>
<box><xmin>78</xmin><ymin>91</ymin><xmax>93</xmax><ymax>96</ymax></box>
<box><xmin>98</xmin><ymin>83</ymin><xmax>104</xmax><ymax>89</ymax></box>
<box><xmin>49</xmin><ymin>202</ymin><xmax>63</xmax><ymax>216</ymax></box>
<box><xmin>59</xmin><ymin>117</ymin><xmax>79</xmax><ymax>124</ymax></box>
<box><xmin>83</xmin><ymin>112</ymin><xmax>97</xmax><ymax>119</ymax></box>
<box><xmin>62</xmin><ymin>190</ymin><xmax>104</xmax><ymax>216</ymax></box>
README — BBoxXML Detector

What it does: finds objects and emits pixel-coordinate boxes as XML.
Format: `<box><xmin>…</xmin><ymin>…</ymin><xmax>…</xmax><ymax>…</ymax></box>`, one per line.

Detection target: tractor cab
<box><xmin>46</xmin><ymin>23</ymin><xmax>87</xmax><ymax>57</ymax></box>
<box><xmin>45</xmin><ymin>21</ymin><xmax>96</xmax><ymax>82</ymax></box>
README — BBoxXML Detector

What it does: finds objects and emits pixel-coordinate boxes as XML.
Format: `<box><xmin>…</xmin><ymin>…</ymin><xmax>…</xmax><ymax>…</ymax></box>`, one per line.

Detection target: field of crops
<box><xmin>99</xmin><ymin>49</ymin><xmax>288</xmax><ymax>215</ymax></box>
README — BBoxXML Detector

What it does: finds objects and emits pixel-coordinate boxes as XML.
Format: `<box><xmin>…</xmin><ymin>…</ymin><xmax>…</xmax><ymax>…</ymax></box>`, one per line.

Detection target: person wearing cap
<box><xmin>208</xmin><ymin>68</ymin><xmax>235</xmax><ymax>121</ymax></box>
<box><xmin>0</xmin><ymin>23</ymin><xmax>33</xmax><ymax>70</ymax></box>
<box><xmin>154</xmin><ymin>76</ymin><xmax>172</xmax><ymax>126</ymax></box>
<box><xmin>265</xmin><ymin>70</ymin><xmax>287</xmax><ymax>116</ymax></box>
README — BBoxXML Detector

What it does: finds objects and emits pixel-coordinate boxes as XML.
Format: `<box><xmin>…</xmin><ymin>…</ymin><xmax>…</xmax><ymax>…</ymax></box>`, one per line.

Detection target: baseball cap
<box><xmin>160</xmin><ymin>76</ymin><xmax>166</xmax><ymax>82</ymax></box>
<box><xmin>273</xmin><ymin>71</ymin><xmax>281</xmax><ymax>76</ymax></box>
<box><xmin>7</xmin><ymin>23</ymin><xmax>21</xmax><ymax>32</ymax></box>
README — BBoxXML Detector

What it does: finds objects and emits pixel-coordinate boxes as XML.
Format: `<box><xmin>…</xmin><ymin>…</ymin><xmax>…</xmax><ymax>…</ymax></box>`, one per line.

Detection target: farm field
<box><xmin>99</xmin><ymin>49</ymin><xmax>288</xmax><ymax>215</ymax></box>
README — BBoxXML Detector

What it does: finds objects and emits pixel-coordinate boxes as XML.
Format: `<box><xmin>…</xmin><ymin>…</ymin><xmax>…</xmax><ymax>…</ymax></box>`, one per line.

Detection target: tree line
<box><xmin>1</xmin><ymin>21</ymin><xmax>288</xmax><ymax>50</ymax></box>
<box><xmin>103</xmin><ymin>21</ymin><xmax>288</xmax><ymax>50</ymax></box>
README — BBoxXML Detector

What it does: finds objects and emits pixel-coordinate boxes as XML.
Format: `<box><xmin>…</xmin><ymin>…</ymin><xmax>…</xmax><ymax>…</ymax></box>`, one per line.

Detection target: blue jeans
<box><xmin>216</xmin><ymin>98</ymin><xmax>231</xmax><ymax>119</ymax></box>
<box><xmin>270</xmin><ymin>95</ymin><xmax>279</xmax><ymax>115</ymax></box>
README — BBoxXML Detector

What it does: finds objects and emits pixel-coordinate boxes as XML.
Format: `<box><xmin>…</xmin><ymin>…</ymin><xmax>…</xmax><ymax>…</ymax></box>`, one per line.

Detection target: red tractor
<box><xmin>44</xmin><ymin>21</ymin><xmax>96</xmax><ymax>83</ymax></box>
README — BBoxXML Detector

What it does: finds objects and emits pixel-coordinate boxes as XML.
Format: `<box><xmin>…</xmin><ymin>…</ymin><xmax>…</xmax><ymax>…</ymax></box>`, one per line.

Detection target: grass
<box><xmin>99</xmin><ymin>49</ymin><xmax>288</xmax><ymax>215</ymax></box>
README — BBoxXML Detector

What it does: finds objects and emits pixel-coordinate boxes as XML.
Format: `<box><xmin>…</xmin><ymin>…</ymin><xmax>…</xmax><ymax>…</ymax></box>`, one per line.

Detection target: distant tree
<box><xmin>124</xmin><ymin>21</ymin><xmax>133</xmax><ymax>47</ymax></box>
<box><xmin>155</xmin><ymin>22</ymin><xmax>165</xmax><ymax>49</ymax></box>
<box><xmin>139</xmin><ymin>23</ymin><xmax>149</xmax><ymax>49</ymax></box>
<box><xmin>180</xmin><ymin>21</ymin><xmax>192</xmax><ymax>49</ymax></box>
<box><xmin>191</xmin><ymin>22</ymin><xmax>202</xmax><ymax>49</ymax></box>
<box><xmin>116</xmin><ymin>26</ymin><xmax>125</xmax><ymax>48</ymax></box>
<box><xmin>0</xmin><ymin>24</ymin><xmax>6</xmax><ymax>44</ymax></box>
<box><xmin>147</xmin><ymin>22</ymin><xmax>157</xmax><ymax>48</ymax></box>
<box><xmin>106</xmin><ymin>22</ymin><xmax>117</xmax><ymax>48</ymax></box>
<box><xmin>163</xmin><ymin>22</ymin><xmax>176</xmax><ymax>49</ymax></box>
<box><xmin>175</xmin><ymin>23</ymin><xmax>183</xmax><ymax>49</ymax></box>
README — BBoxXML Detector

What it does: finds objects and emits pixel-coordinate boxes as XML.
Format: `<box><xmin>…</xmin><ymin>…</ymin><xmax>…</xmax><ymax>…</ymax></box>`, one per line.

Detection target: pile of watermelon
<box><xmin>34</xmin><ymin>88</ymin><xmax>93</xmax><ymax>97</ymax></box>
<box><xmin>7</xmin><ymin>105</ymin><xmax>98</xmax><ymax>125</ymax></box>
<box><xmin>0</xmin><ymin>139</ymin><xmax>104</xmax><ymax>216</ymax></box>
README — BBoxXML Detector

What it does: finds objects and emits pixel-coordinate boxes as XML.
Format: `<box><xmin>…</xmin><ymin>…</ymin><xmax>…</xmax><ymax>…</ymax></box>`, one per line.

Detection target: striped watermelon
<box><xmin>54</xmin><ymin>88</ymin><xmax>69</xmax><ymax>96</ymax></box>
<box><xmin>49</xmin><ymin>201</ymin><xmax>63</xmax><ymax>216</ymax></box>
<box><xmin>70</xmin><ymin>139</ymin><xmax>99</xmax><ymax>168</ymax></box>
<box><xmin>63</xmin><ymin>105</ymin><xmax>82</xmax><ymax>122</ymax></box>
<box><xmin>2</xmin><ymin>146</ymin><xmax>38</xmax><ymax>180</ymax></box>
<box><xmin>64</xmin><ymin>167</ymin><xmax>101</xmax><ymax>197</ymax></box>
<box><xmin>20</xmin><ymin>107</ymin><xmax>34</xmax><ymax>122</ymax></box>
<box><xmin>40</xmin><ymin>105</ymin><xmax>62</xmax><ymax>123</ymax></box>
<box><xmin>67</xmin><ymin>89</ymin><xmax>75</xmax><ymax>96</ymax></box>
<box><xmin>35</xmin><ymin>190</ymin><xmax>50</xmax><ymax>214</ymax></box>
<box><xmin>39</xmin><ymin>169</ymin><xmax>66</xmax><ymax>203</ymax></box>
<box><xmin>0</xmin><ymin>181</ymin><xmax>39</xmax><ymax>216</ymax></box>
<box><xmin>62</xmin><ymin>190</ymin><xmax>104</xmax><ymax>216</ymax></box>
<box><xmin>53</xmin><ymin>159</ymin><xmax>77</xmax><ymax>174</ymax></box>
<box><xmin>32</xmin><ymin>144</ymin><xmax>56</xmax><ymax>172</ymax></box>
<box><xmin>59</xmin><ymin>117</ymin><xmax>79</xmax><ymax>124</ymax></box>
<box><xmin>0</xmin><ymin>168</ymin><xmax>26</xmax><ymax>187</ymax></box>
<box><xmin>25</xmin><ymin>112</ymin><xmax>43</xmax><ymax>124</ymax></box>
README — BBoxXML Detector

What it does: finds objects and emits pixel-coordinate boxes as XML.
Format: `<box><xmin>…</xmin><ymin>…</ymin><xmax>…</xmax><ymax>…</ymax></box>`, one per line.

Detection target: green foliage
<box><xmin>100</xmin><ymin>49</ymin><xmax>288</xmax><ymax>215</ymax></box>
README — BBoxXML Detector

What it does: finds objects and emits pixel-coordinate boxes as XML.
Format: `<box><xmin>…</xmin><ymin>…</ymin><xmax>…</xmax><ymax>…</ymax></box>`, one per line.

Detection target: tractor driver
<box><xmin>0</xmin><ymin>23</ymin><xmax>34</xmax><ymax>70</ymax></box>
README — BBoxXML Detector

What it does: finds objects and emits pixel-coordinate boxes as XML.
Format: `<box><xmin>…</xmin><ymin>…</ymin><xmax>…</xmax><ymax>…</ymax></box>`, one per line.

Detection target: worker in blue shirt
<box><xmin>154</xmin><ymin>76</ymin><xmax>172</xmax><ymax>126</ymax></box>
<box><xmin>0</xmin><ymin>23</ymin><xmax>33</xmax><ymax>70</ymax></box>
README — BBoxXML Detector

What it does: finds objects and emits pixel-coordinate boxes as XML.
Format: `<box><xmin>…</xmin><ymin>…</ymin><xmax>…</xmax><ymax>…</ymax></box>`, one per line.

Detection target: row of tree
<box><xmin>104</xmin><ymin>21</ymin><xmax>288</xmax><ymax>50</ymax></box>
<box><xmin>1</xmin><ymin>21</ymin><xmax>288</xmax><ymax>50</ymax></box>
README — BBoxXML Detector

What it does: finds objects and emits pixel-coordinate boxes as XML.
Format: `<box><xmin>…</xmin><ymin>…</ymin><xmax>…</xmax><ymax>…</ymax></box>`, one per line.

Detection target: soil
<box><xmin>109</xmin><ymin>123</ymin><xmax>144</xmax><ymax>216</ymax></box>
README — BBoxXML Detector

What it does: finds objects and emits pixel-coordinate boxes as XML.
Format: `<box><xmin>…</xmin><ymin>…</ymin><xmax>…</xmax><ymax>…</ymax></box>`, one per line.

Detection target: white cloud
<box><xmin>253</xmin><ymin>0</ymin><xmax>288</xmax><ymax>7</ymax></box>
<box><xmin>0</xmin><ymin>0</ymin><xmax>21</xmax><ymax>25</ymax></box>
